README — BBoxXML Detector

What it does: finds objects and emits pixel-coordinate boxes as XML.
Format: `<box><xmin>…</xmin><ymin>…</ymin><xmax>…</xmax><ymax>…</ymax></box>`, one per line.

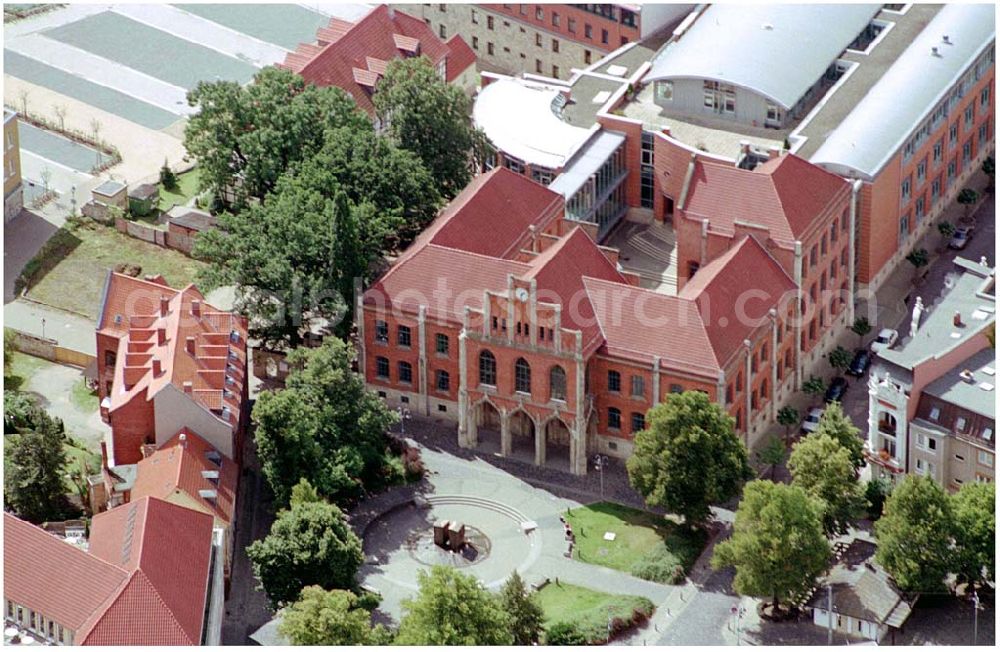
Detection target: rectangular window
<box><xmin>956</xmin><ymin>416</ymin><xmax>968</xmax><ymax>432</ymax></box>
<box><xmin>898</xmin><ymin>212</ymin><xmax>910</xmax><ymax>247</ymax></box>
<box><xmin>584</xmin><ymin>49</ymin><xmax>591</xmax><ymax>64</ymax></box>
<box><xmin>631</xmin><ymin>412</ymin><xmax>645</xmax><ymax>433</ymax></box>
<box><xmin>487</xmin><ymin>42</ymin><xmax>494</xmax><ymax>55</ymax></box>
<box><xmin>569</xmin><ymin>17</ymin><xmax>576</xmax><ymax>33</ymax></box>
<box><xmin>398</xmin><ymin>361</ymin><xmax>413</xmax><ymax>384</ymax></box>
<box><xmin>552</xmin><ymin>38</ymin><xmax>559</xmax><ymax>53</ymax></box>
<box><xmin>472</xmin><ymin>36</ymin><xmax>479</xmax><ymax>50</ymax></box>
<box><xmin>551</xmin><ymin>11</ymin><xmax>559</xmax><ymax>27</ymax></box>
<box><xmin>916</xmin><ymin>433</ymin><xmax>937</xmax><ymax>451</ymax></box>
<box><xmin>436</xmin><ymin>370</ymin><xmax>450</xmax><ymax>391</ymax></box>
<box><xmin>585</xmin><ymin>23</ymin><xmax>592</xmax><ymax>39</ymax></box>
<box><xmin>439</xmin><ymin>24</ymin><xmax>446</xmax><ymax>39</ymax></box>
<box><xmin>916</xmin><ymin>157</ymin><xmax>927</xmax><ymax>184</ymax></box>
<box><xmin>487</xmin><ymin>15</ymin><xmax>494</xmax><ymax>30</ymax></box>
<box><xmin>915</xmin><ymin>195</ymin><xmax>925</xmax><ymax>219</ymax></box>
<box><xmin>601</xmin><ymin>28</ymin><xmax>608</xmax><ymax>44</ymax></box>
<box><xmin>932</xmin><ymin>177</ymin><xmax>941</xmax><ymax>202</ymax></box>
<box><xmin>608</xmin><ymin>370</ymin><xmax>621</xmax><ymax>392</ymax></box>
<box><xmin>608</xmin><ymin>407</ymin><xmax>621</xmax><ymax>430</ymax></box>
<box><xmin>901</xmin><ymin>176</ymin><xmax>911</xmax><ymax>202</ymax></box>
<box><xmin>978</xmin><ymin>451</ymin><xmax>993</xmax><ymax>467</ymax></box>
<box><xmin>535</xmin><ymin>33</ymin><xmax>542</xmax><ymax>47</ymax></box>
<box><xmin>981</xmin><ymin>85</ymin><xmax>991</xmax><ymax>109</ymax></box>
<box><xmin>552</xmin><ymin>64</ymin><xmax>559</xmax><ymax>78</ymax></box>
<box><xmin>655</xmin><ymin>81</ymin><xmax>673</xmax><ymax>102</ymax></box>
<box><xmin>810</xmin><ymin>244</ymin><xmax>818</xmax><ymax>268</ymax></box>
<box><xmin>397</xmin><ymin>325</ymin><xmax>412</xmax><ymax>347</ymax></box>
<box><xmin>631</xmin><ymin>375</ymin><xmax>645</xmax><ymax>398</ymax></box>
<box><xmin>375</xmin><ymin>320</ymin><xmax>388</xmax><ymax>343</ymax></box>
<box><xmin>965</xmin><ymin>102</ymin><xmax>975</xmax><ymax>129</ymax></box>
<box><xmin>933</xmin><ymin>139</ymin><xmax>943</xmax><ymax>164</ymax></box>
<box><xmin>536</xmin><ymin>6</ymin><xmax>543</xmax><ymax>20</ymax></box>
<box><xmin>471</xmin><ymin>8</ymin><xmax>478</xmax><ymax>23</ymax></box>
<box><xmin>505</xmin><ymin>156</ymin><xmax>525</xmax><ymax>174</ymax></box>
<box><xmin>535</xmin><ymin>59</ymin><xmax>542</xmax><ymax>74</ymax></box>
<box><xmin>948</xmin><ymin>158</ymin><xmax>957</xmax><ymax>186</ymax></box>
<box><xmin>950</xmin><ymin>121</ymin><xmax>959</xmax><ymax>147</ymax></box>
<box><xmin>435</xmin><ymin>333</ymin><xmax>449</xmax><ymax>355</ymax></box>
<box><xmin>376</xmin><ymin>357</ymin><xmax>390</xmax><ymax>379</ymax></box>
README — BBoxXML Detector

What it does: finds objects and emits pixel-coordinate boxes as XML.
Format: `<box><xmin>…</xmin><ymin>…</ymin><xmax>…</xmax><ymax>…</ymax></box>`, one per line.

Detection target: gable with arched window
<box><xmin>515</xmin><ymin>358</ymin><xmax>531</xmax><ymax>394</ymax></box>
<box><xmin>479</xmin><ymin>350</ymin><xmax>497</xmax><ymax>386</ymax></box>
<box><xmin>550</xmin><ymin>365</ymin><xmax>567</xmax><ymax>401</ymax></box>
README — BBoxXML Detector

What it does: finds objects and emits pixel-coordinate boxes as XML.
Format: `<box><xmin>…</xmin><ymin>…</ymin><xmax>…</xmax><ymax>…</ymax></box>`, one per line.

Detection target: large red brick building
<box><xmin>360</xmin><ymin>167</ymin><xmax>798</xmax><ymax>473</ymax></box>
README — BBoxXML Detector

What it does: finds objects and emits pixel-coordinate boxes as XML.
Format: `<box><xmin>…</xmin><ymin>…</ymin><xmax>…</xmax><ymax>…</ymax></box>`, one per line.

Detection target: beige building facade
<box><xmin>4</xmin><ymin>109</ymin><xmax>23</xmax><ymax>222</ymax></box>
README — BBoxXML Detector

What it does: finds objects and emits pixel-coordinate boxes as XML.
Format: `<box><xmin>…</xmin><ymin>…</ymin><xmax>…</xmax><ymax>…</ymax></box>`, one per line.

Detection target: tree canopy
<box><xmin>788</xmin><ymin>433</ymin><xmax>865</xmax><ymax>534</ymax></box>
<box><xmin>812</xmin><ymin>402</ymin><xmax>864</xmax><ymax>470</ymax></box>
<box><xmin>253</xmin><ymin>339</ymin><xmax>397</xmax><ymax>507</ymax></box>
<box><xmin>373</xmin><ymin>56</ymin><xmax>487</xmax><ymax>198</ymax></box>
<box><xmin>951</xmin><ymin>481</ymin><xmax>995</xmax><ymax>588</ymax></box>
<box><xmin>246</xmin><ymin>494</ymin><xmax>363</xmax><ymax>608</ymax></box>
<box><xmin>499</xmin><ymin>572</ymin><xmax>544</xmax><ymax>645</ymax></box>
<box><xmin>396</xmin><ymin>566</ymin><xmax>514</xmax><ymax>645</ymax></box>
<box><xmin>874</xmin><ymin>475</ymin><xmax>954</xmax><ymax>593</ymax></box>
<box><xmin>712</xmin><ymin>480</ymin><xmax>830</xmax><ymax>610</ymax></box>
<box><xmin>278</xmin><ymin>586</ymin><xmax>391</xmax><ymax>645</ymax></box>
<box><xmin>627</xmin><ymin>391</ymin><xmax>751</xmax><ymax>528</ymax></box>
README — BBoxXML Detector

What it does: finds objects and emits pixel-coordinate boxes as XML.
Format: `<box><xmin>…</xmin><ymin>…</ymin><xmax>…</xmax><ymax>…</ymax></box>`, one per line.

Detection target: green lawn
<box><xmin>157</xmin><ymin>168</ymin><xmax>201</xmax><ymax>212</ymax></box>
<box><xmin>23</xmin><ymin>220</ymin><xmax>209</xmax><ymax>319</ymax></box>
<box><xmin>70</xmin><ymin>377</ymin><xmax>98</xmax><ymax>413</ymax></box>
<box><xmin>565</xmin><ymin>502</ymin><xmax>707</xmax><ymax>582</ymax></box>
<box><xmin>536</xmin><ymin>582</ymin><xmax>653</xmax><ymax>643</ymax></box>
<box><xmin>4</xmin><ymin>351</ymin><xmax>47</xmax><ymax>391</ymax></box>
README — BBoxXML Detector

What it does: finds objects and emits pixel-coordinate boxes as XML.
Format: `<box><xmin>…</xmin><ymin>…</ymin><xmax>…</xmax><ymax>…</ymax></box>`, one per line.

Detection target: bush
<box><xmin>545</xmin><ymin>621</ymin><xmax>587</xmax><ymax>645</ymax></box>
<box><xmin>160</xmin><ymin>161</ymin><xmax>178</xmax><ymax>191</ymax></box>
<box><xmin>629</xmin><ymin>542</ymin><xmax>686</xmax><ymax>584</ymax></box>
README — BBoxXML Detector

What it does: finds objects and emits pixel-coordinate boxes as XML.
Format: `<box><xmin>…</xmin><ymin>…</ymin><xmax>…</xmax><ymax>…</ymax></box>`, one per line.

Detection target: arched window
<box><xmin>479</xmin><ymin>350</ymin><xmax>497</xmax><ymax>386</ymax></box>
<box><xmin>550</xmin><ymin>365</ymin><xmax>567</xmax><ymax>401</ymax></box>
<box><xmin>515</xmin><ymin>358</ymin><xmax>531</xmax><ymax>393</ymax></box>
<box><xmin>608</xmin><ymin>407</ymin><xmax>622</xmax><ymax>430</ymax></box>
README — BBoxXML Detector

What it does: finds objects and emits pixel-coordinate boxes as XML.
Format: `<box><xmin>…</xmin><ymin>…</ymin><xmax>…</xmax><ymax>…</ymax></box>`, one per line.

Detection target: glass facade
<box><xmin>564</xmin><ymin>140</ymin><xmax>628</xmax><ymax>239</ymax></box>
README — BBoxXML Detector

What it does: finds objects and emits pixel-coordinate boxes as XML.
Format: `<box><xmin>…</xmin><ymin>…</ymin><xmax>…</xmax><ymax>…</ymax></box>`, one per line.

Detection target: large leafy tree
<box><xmin>4</xmin><ymin>392</ymin><xmax>72</xmax><ymax>523</ymax></box>
<box><xmin>788</xmin><ymin>433</ymin><xmax>865</xmax><ymax>534</ymax></box>
<box><xmin>373</xmin><ymin>56</ymin><xmax>485</xmax><ymax>198</ymax></box>
<box><xmin>253</xmin><ymin>339</ymin><xmax>397</xmax><ymax>507</ymax></box>
<box><xmin>712</xmin><ymin>480</ymin><xmax>830</xmax><ymax>611</ymax></box>
<box><xmin>396</xmin><ymin>566</ymin><xmax>514</xmax><ymax>645</ymax></box>
<box><xmin>874</xmin><ymin>475</ymin><xmax>954</xmax><ymax>593</ymax></box>
<box><xmin>499</xmin><ymin>571</ymin><xmax>544</xmax><ymax>645</ymax></box>
<box><xmin>627</xmin><ymin>391</ymin><xmax>752</xmax><ymax>528</ymax></box>
<box><xmin>184</xmin><ymin>66</ymin><xmax>368</xmax><ymax>208</ymax></box>
<box><xmin>278</xmin><ymin>586</ymin><xmax>391</xmax><ymax>645</ymax></box>
<box><xmin>813</xmin><ymin>402</ymin><xmax>864</xmax><ymax>470</ymax></box>
<box><xmin>246</xmin><ymin>493</ymin><xmax>363</xmax><ymax>608</ymax></box>
<box><xmin>951</xmin><ymin>481</ymin><xmax>995</xmax><ymax>589</ymax></box>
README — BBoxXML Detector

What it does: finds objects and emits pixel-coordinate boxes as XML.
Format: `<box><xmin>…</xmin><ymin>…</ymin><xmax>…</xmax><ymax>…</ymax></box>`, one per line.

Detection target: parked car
<box><xmin>948</xmin><ymin>226</ymin><xmax>975</xmax><ymax>250</ymax></box>
<box><xmin>824</xmin><ymin>377</ymin><xmax>849</xmax><ymax>403</ymax></box>
<box><xmin>801</xmin><ymin>407</ymin><xmax>825</xmax><ymax>434</ymax></box>
<box><xmin>869</xmin><ymin>328</ymin><xmax>899</xmax><ymax>354</ymax></box>
<box><xmin>847</xmin><ymin>349</ymin><xmax>872</xmax><ymax>377</ymax></box>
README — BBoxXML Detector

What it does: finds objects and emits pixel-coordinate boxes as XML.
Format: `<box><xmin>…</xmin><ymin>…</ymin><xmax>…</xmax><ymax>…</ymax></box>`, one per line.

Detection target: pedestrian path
<box><xmin>3</xmin><ymin>299</ymin><xmax>96</xmax><ymax>355</ymax></box>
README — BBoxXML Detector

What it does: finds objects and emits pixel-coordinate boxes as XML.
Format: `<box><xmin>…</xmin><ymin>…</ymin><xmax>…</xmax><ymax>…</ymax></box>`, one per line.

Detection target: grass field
<box><xmin>70</xmin><ymin>377</ymin><xmax>99</xmax><ymax>413</ymax></box>
<box><xmin>565</xmin><ymin>502</ymin><xmax>707</xmax><ymax>582</ymax></box>
<box><xmin>4</xmin><ymin>351</ymin><xmax>47</xmax><ymax>391</ymax></box>
<box><xmin>158</xmin><ymin>168</ymin><xmax>201</xmax><ymax>212</ymax></box>
<box><xmin>23</xmin><ymin>219</ymin><xmax>209</xmax><ymax>319</ymax></box>
<box><xmin>536</xmin><ymin>582</ymin><xmax>653</xmax><ymax>643</ymax></box>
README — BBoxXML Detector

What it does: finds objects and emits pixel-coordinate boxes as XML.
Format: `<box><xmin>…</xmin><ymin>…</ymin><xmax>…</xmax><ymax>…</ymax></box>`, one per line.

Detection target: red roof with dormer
<box><xmin>280</xmin><ymin>4</ymin><xmax>454</xmax><ymax>115</ymax></box>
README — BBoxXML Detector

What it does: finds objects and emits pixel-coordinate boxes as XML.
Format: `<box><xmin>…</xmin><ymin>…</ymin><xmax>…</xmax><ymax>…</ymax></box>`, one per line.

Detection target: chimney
<box><xmin>159</xmin><ymin>295</ymin><xmax>169</xmax><ymax>316</ymax></box>
<box><xmin>767</xmin><ymin>146</ymin><xmax>781</xmax><ymax>160</ymax></box>
<box><xmin>191</xmin><ymin>299</ymin><xmax>201</xmax><ymax>318</ymax></box>
<box><xmin>151</xmin><ymin>358</ymin><xmax>162</xmax><ymax>377</ymax></box>
<box><xmin>183</xmin><ymin>381</ymin><xmax>193</xmax><ymax>395</ymax></box>
<box><xmin>953</xmin><ymin>311</ymin><xmax>963</xmax><ymax>327</ymax></box>
<box><xmin>157</xmin><ymin>327</ymin><xmax>166</xmax><ymax>346</ymax></box>
<box><xmin>186</xmin><ymin>336</ymin><xmax>196</xmax><ymax>355</ymax></box>
<box><xmin>100</xmin><ymin>441</ymin><xmax>111</xmax><ymax>473</ymax></box>
<box><xmin>179</xmin><ymin>433</ymin><xmax>188</xmax><ymax>450</ymax></box>
<box><xmin>931</xmin><ymin>46</ymin><xmax>941</xmax><ymax>57</ymax></box>
<box><xmin>739</xmin><ymin>139</ymin><xmax>751</xmax><ymax>155</ymax></box>
<box><xmin>943</xmin><ymin>35</ymin><xmax>951</xmax><ymax>44</ymax></box>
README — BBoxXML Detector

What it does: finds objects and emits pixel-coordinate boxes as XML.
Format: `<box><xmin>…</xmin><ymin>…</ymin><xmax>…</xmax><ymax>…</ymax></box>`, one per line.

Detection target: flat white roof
<box><xmin>549</xmin><ymin>130</ymin><xmax>627</xmax><ymax>199</ymax></box>
<box><xmin>810</xmin><ymin>3</ymin><xmax>995</xmax><ymax>180</ymax></box>
<box><xmin>645</xmin><ymin>3</ymin><xmax>880</xmax><ymax>109</ymax></box>
<box><xmin>473</xmin><ymin>77</ymin><xmax>594</xmax><ymax>170</ymax></box>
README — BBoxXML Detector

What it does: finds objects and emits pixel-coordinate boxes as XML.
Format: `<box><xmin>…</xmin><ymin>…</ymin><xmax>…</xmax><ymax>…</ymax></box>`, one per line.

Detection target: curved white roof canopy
<box><xmin>810</xmin><ymin>3</ymin><xmax>995</xmax><ymax>180</ymax></box>
<box><xmin>645</xmin><ymin>4</ymin><xmax>880</xmax><ymax>109</ymax></box>
<box><xmin>473</xmin><ymin>77</ymin><xmax>593</xmax><ymax>170</ymax></box>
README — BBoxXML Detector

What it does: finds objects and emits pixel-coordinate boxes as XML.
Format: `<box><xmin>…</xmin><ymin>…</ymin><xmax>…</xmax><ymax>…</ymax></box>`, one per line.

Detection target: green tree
<box><xmin>712</xmin><ymin>481</ymin><xmax>830</xmax><ymax>612</ymax></box>
<box><xmin>813</xmin><ymin>402</ymin><xmax>864</xmax><ymax>470</ymax></box>
<box><xmin>864</xmin><ymin>477</ymin><xmax>892</xmax><ymax>520</ymax></box>
<box><xmin>982</xmin><ymin>155</ymin><xmax>994</xmax><ymax>193</ymax></box>
<box><xmin>851</xmin><ymin>317</ymin><xmax>872</xmax><ymax>347</ymax></box>
<box><xmin>289</xmin><ymin>477</ymin><xmax>321</xmax><ymax>506</ymax></box>
<box><xmin>788</xmin><ymin>434</ymin><xmax>865</xmax><ymax>534</ymax></box>
<box><xmin>906</xmin><ymin>248</ymin><xmax>930</xmax><ymax>279</ymax></box>
<box><xmin>3</xmin><ymin>328</ymin><xmax>16</xmax><ymax>376</ymax></box>
<box><xmin>874</xmin><ymin>475</ymin><xmax>954</xmax><ymax>593</ymax></box>
<box><xmin>3</xmin><ymin>393</ymin><xmax>72</xmax><ymax>523</ymax></box>
<box><xmin>951</xmin><ymin>481</ymin><xmax>995</xmax><ymax>589</ymax></box>
<box><xmin>396</xmin><ymin>566</ymin><xmax>514</xmax><ymax>645</ymax></box>
<box><xmin>246</xmin><ymin>498</ymin><xmax>363</xmax><ymax>608</ymax></box>
<box><xmin>627</xmin><ymin>391</ymin><xmax>752</xmax><ymax>529</ymax></box>
<box><xmin>803</xmin><ymin>376</ymin><xmax>826</xmax><ymax>400</ymax></box>
<box><xmin>253</xmin><ymin>339</ymin><xmax>397</xmax><ymax>507</ymax></box>
<box><xmin>827</xmin><ymin>345</ymin><xmax>852</xmax><ymax>376</ymax></box>
<box><xmin>499</xmin><ymin>571</ymin><xmax>544</xmax><ymax>645</ymax></box>
<box><xmin>374</xmin><ymin>56</ymin><xmax>483</xmax><ymax>198</ymax></box>
<box><xmin>184</xmin><ymin>67</ymin><xmax>368</xmax><ymax>208</ymax></box>
<box><xmin>159</xmin><ymin>159</ymin><xmax>177</xmax><ymax>191</ymax></box>
<box><xmin>957</xmin><ymin>187</ymin><xmax>979</xmax><ymax>218</ymax></box>
<box><xmin>278</xmin><ymin>586</ymin><xmax>391</xmax><ymax>645</ymax></box>
<box><xmin>776</xmin><ymin>406</ymin><xmax>799</xmax><ymax>446</ymax></box>
<box><xmin>938</xmin><ymin>220</ymin><xmax>956</xmax><ymax>245</ymax></box>
<box><xmin>756</xmin><ymin>436</ymin><xmax>786</xmax><ymax>481</ymax></box>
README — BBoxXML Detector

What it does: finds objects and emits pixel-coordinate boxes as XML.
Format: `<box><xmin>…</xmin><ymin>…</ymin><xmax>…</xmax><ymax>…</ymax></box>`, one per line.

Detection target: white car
<box><xmin>801</xmin><ymin>408</ymin><xmax>824</xmax><ymax>434</ymax></box>
<box><xmin>869</xmin><ymin>328</ymin><xmax>899</xmax><ymax>354</ymax></box>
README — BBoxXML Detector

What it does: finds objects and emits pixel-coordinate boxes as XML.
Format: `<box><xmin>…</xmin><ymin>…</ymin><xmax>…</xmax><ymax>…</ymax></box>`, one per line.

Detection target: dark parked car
<box><xmin>824</xmin><ymin>377</ymin><xmax>849</xmax><ymax>403</ymax></box>
<box><xmin>847</xmin><ymin>349</ymin><xmax>871</xmax><ymax>377</ymax></box>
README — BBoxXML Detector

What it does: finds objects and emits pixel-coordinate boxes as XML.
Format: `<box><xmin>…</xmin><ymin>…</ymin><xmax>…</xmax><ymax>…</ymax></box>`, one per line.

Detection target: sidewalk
<box><xmin>3</xmin><ymin>298</ymin><xmax>96</xmax><ymax>355</ymax></box>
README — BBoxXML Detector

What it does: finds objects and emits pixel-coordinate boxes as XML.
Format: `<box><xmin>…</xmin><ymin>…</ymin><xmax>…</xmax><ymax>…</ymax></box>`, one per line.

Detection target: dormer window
<box><xmin>198</xmin><ymin>489</ymin><xmax>217</xmax><ymax>506</ymax></box>
<box><xmin>221</xmin><ymin>406</ymin><xmax>232</xmax><ymax>421</ymax></box>
<box><xmin>201</xmin><ymin>469</ymin><xmax>220</xmax><ymax>485</ymax></box>
<box><xmin>206</xmin><ymin>451</ymin><xmax>222</xmax><ymax>467</ymax></box>
<box><xmin>229</xmin><ymin>330</ymin><xmax>239</xmax><ymax>343</ymax></box>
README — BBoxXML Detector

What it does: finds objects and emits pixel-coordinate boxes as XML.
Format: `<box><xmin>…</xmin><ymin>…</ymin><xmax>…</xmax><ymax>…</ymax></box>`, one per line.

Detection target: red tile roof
<box><xmin>130</xmin><ymin>430</ymin><xmax>238</xmax><ymax>526</ymax></box>
<box><xmin>3</xmin><ymin>513</ymin><xmax>128</xmax><ymax>633</ymax></box>
<box><xmin>98</xmin><ymin>272</ymin><xmax>247</xmax><ymax>434</ymax></box>
<box><xmin>682</xmin><ymin>153</ymin><xmax>851</xmax><ymax>246</ymax></box>
<box><xmin>84</xmin><ymin>497</ymin><xmax>214</xmax><ymax>645</ymax></box>
<box><xmin>281</xmin><ymin>5</ymin><xmax>452</xmax><ymax>115</ymax></box>
<box><xmin>445</xmin><ymin>35</ymin><xmax>477</xmax><ymax>83</ymax></box>
<box><xmin>679</xmin><ymin>235</ymin><xmax>797</xmax><ymax>364</ymax></box>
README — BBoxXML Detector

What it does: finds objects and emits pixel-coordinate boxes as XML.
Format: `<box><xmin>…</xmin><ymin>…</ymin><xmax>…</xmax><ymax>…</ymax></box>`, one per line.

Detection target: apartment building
<box><xmin>4</xmin><ymin>108</ymin><xmax>23</xmax><ymax>223</ymax></box>
<box><xmin>3</xmin><ymin>497</ymin><xmax>221</xmax><ymax>645</ymax></box>
<box><xmin>867</xmin><ymin>256</ymin><xmax>995</xmax><ymax>486</ymax></box>
<box><xmin>359</xmin><ymin>167</ymin><xmax>798</xmax><ymax>474</ymax></box>
<box><xmin>278</xmin><ymin>4</ymin><xmax>477</xmax><ymax>119</ymax></box>
<box><xmin>95</xmin><ymin>272</ymin><xmax>248</xmax><ymax>467</ymax></box>
<box><xmin>398</xmin><ymin>3</ymin><xmax>691</xmax><ymax>80</ymax></box>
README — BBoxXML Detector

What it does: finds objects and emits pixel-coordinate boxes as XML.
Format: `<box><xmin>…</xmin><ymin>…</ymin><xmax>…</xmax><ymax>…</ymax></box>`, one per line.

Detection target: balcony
<box><xmin>877</xmin><ymin>420</ymin><xmax>897</xmax><ymax>436</ymax></box>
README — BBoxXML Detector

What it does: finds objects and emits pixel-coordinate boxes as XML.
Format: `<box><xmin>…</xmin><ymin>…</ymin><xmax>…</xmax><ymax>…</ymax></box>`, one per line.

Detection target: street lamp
<box><xmin>41</xmin><ymin>318</ymin><xmax>46</xmax><ymax>339</ymax></box>
<box><xmin>972</xmin><ymin>590</ymin><xmax>980</xmax><ymax>645</ymax></box>
<box><xmin>593</xmin><ymin>454</ymin><xmax>608</xmax><ymax>498</ymax></box>
<box><xmin>731</xmin><ymin>604</ymin><xmax>746</xmax><ymax>645</ymax></box>
<box><xmin>397</xmin><ymin>406</ymin><xmax>411</xmax><ymax>436</ymax></box>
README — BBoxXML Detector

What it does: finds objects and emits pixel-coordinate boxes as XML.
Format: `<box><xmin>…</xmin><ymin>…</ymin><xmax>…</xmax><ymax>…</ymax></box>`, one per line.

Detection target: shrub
<box><xmin>629</xmin><ymin>542</ymin><xmax>686</xmax><ymax>584</ymax></box>
<box><xmin>159</xmin><ymin>161</ymin><xmax>178</xmax><ymax>190</ymax></box>
<box><xmin>545</xmin><ymin>621</ymin><xmax>587</xmax><ymax>645</ymax></box>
